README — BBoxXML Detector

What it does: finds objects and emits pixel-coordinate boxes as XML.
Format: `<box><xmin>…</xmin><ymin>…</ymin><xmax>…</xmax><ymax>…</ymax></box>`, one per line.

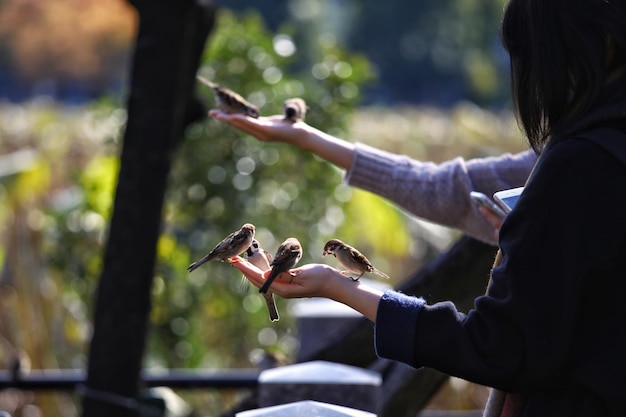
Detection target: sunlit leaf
<box><xmin>80</xmin><ymin>155</ymin><xmax>119</xmax><ymax>217</ymax></box>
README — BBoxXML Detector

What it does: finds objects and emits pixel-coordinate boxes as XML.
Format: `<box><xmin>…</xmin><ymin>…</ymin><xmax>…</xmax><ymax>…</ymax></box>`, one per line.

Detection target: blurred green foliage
<box><xmin>226</xmin><ymin>0</ymin><xmax>511</xmax><ymax>106</ymax></box>
<box><xmin>155</xmin><ymin>9</ymin><xmax>375</xmax><ymax>370</ymax></box>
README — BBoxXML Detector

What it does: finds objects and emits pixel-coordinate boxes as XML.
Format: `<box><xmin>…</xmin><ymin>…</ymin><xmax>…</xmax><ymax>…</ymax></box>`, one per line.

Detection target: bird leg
<box><xmin>288</xmin><ymin>269</ymin><xmax>300</xmax><ymax>283</ymax></box>
<box><xmin>340</xmin><ymin>271</ymin><xmax>364</xmax><ymax>281</ymax></box>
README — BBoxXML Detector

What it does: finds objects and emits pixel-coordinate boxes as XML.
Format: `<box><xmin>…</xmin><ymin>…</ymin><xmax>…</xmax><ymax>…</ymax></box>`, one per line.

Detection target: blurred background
<box><xmin>0</xmin><ymin>0</ymin><xmax>526</xmax><ymax>415</ymax></box>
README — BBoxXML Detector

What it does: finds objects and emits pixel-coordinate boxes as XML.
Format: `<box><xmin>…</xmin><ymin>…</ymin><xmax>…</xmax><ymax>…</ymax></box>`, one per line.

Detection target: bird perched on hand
<box><xmin>323</xmin><ymin>239</ymin><xmax>389</xmax><ymax>281</ymax></box>
<box><xmin>283</xmin><ymin>98</ymin><xmax>307</xmax><ymax>122</ymax></box>
<box><xmin>245</xmin><ymin>240</ymin><xmax>280</xmax><ymax>322</ymax></box>
<box><xmin>187</xmin><ymin>223</ymin><xmax>255</xmax><ymax>272</ymax></box>
<box><xmin>196</xmin><ymin>75</ymin><xmax>260</xmax><ymax>118</ymax></box>
<box><xmin>259</xmin><ymin>237</ymin><xmax>302</xmax><ymax>294</ymax></box>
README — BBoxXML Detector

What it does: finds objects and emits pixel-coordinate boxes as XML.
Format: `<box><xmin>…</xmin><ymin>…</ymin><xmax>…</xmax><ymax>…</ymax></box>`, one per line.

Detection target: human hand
<box><xmin>232</xmin><ymin>258</ymin><xmax>384</xmax><ymax>322</ymax></box>
<box><xmin>232</xmin><ymin>259</ymin><xmax>344</xmax><ymax>299</ymax></box>
<box><xmin>478</xmin><ymin>206</ymin><xmax>504</xmax><ymax>241</ymax></box>
<box><xmin>209</xmin><ymin>110</ymin><xmax>310</xmax><ymax>145</ymax></box>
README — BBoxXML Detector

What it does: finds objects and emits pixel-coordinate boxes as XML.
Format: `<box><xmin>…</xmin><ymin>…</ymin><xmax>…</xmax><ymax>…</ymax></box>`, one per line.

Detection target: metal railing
<box><xmin>0</xmin><ymin>368</ymin><xmax>260</xmax><ymax>391</ymax></box>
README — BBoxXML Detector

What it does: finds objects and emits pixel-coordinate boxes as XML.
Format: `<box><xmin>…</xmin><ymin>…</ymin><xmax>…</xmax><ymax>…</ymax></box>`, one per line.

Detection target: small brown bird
<box><xmin>323</xmin><ymin>239</ymin><xmax>389</xmax><ymax>281</ymax></box>
<box><xmin>259</xmin><ymin>237</ymin><xmax>302</xmax><ymax>294</ymax></box>
<box><xmin>187</xmin><ymin>223</ymin><xmax>255</xmax><ymax>272</ymax></box>
<box><xmin>196</xmin><ymin>75</ymin><xmax>260</xmax><ymax>118</ymax></box>
<box><xmin>245</xmin><ymin>240</ymin><xmax>280</xmax><ymax>322</ymax></box>
<box><xmin>283</xmin><ymin>98</ymin><xmax>307</xmax><ymax>122</ymax></box>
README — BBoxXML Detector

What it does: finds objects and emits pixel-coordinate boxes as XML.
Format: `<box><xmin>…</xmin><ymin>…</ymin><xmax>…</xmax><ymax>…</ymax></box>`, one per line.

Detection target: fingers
<box><xmin>209</xmin><ymin>111</ymin><xmax>268</xmax><ymax>139</ymax></box>
<box><xmin>231</xmin><ymin>259</ymin><xmax>268</xmax><ymax>287</ymax></box>
<box><xmin>478</xmin><ymin>206</ymin><xmax>503</xmax><ymax>240</ymax></box>
<box><xmin>208</xmin><ymin>110</ymin><xmax>304</xmax><ymax>143</ymax></box>
<box><xmin>231</xmin><ymin>259</ymin><xmax>291</xmax><ymax>290</ymax></box>
<box><xmin>233</xmin><ymin>262</ymin><xmax>340</xmax><ymax>299</ymax></box>
<box><xmin>209</xmin><ymin>110</ymin><xmax>283</xmax><ymax>128</ymax></box>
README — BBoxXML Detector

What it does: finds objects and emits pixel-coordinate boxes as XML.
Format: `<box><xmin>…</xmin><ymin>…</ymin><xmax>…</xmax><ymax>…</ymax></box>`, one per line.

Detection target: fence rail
<box><xmin>0</xmin><ymin>369</ymin><xmax>260</xmax><ymax>391</ymax></box>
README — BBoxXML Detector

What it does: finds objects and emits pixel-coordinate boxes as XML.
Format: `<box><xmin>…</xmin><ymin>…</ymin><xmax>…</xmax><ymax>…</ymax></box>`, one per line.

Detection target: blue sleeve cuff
<box><xmin>374</xmin><ymin>290</ymin><xmax>425</xmax><ymax>366</ymax></box>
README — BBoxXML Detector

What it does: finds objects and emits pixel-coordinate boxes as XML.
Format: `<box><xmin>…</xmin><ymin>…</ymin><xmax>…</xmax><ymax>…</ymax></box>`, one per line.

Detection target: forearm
<box><xmin>325</xmin><ymin>275</ymin><xmax>384</xmax><ymax>322</ymax></box>
<box><xmin>298</xmin><ymin>125</ymin><xmax>355</xmax><ymax>170</ymax></box>
<box><xmin>346</xmin><ymin>144</ymin><xmax>537</xmax><ymax>243</ymax></box>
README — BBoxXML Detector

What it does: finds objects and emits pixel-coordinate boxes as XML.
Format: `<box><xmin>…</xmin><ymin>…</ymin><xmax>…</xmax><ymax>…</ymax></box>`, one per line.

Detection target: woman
<box><xmin>228</xmin><ymin>0</ymin><xmax>626</xmax><ymax>414</ymax></box>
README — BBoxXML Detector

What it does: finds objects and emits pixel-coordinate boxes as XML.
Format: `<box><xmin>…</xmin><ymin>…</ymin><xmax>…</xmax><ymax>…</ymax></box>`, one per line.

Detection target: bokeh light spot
<box><xmin>263</xmin><ymin>66</ymin><xmax>283</xmax><ymax>85</ymax></box>
<box><xmin>207</xmin><ymin>166</ymin><xmax>226</xmax><ymax>184</ymax></box>
<box><xmin>236</xmin><ymin>157</ymin><xmax>256</xmax><ymax>175</ymax></box>
<box><xmin>333</xmin><ymin>61</ymin><xmax>352</xmax><ymax>78</ymax></box>
<box><xmin>273</xmin><ymin>34</ymin><xmax>296</xmax><ymax>57</ymax></box>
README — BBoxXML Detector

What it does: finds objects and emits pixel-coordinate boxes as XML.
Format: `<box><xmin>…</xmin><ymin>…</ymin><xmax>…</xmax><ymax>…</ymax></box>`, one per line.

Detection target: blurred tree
<box><xmin>0</xmin><ymin>0</ymin><xmax>510</xmax><ymax>105</ymax></box>
<box><xmin>0</xmin><ymin>0</ymin><xmax>135</xmax><ymax>99</ymax></box>
<box><xmin>220</xmin><ymin>0</ymin><xmax>510</xmax><ymax>106</ymax></box>
<box><xmin>344</xmin><ymin>0</ymin><xmax>509</xmax><ymax>105</ymax></box>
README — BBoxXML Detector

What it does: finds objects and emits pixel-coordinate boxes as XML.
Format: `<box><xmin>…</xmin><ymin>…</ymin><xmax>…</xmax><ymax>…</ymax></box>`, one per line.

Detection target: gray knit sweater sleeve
<box><xmin>344</xmin><ymin>143</ymin><xmax>537</xmax><ymax>245</ymax></box>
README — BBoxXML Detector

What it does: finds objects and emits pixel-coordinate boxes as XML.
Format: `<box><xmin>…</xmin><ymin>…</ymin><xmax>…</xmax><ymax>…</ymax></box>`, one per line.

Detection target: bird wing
<box><xmin>348</xmin><ymin>245</ymin><xmax>373</xmax><ymax>269</ymax></box>
<box><xmin>207</xmin><ymin>230</ymin><xmax>239</xmax><ymax>256</ymax></box>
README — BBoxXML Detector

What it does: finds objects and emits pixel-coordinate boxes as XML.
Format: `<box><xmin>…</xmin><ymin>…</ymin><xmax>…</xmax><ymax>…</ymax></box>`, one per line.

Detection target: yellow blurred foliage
<box><xmin>13</xmin><ymin>157</ymin><xmax>50</xmax><ymax>204</ymax></box>
<box><xmin>80</xmin><ymin>155</ymin><xmax>119</xmax><ymax>217</ymax></box>
<box><xmin>343</xmin><ymin>189</ymin><xmax>411</xmax><ymax>257</ymax></box>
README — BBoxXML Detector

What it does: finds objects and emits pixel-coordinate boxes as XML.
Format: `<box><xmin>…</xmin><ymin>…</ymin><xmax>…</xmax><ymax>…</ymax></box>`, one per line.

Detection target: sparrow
<box><xmin>187</xmin><ymin>223</ymin><xmax>255</xmax><ymax>272</ymax></box>
<box><xmin>283</xmin><ymin>98</ymin><xmax>307</xmax><ymax>122</ymax></box>
<box><xmin>322</xmin><ymin>239</ymin><xmax>389</xmax><ymax>281</ymax></box>
<box><xmin>259</xmin><ymin>237</ymin><xmax>302</xmax><ymax>294</ymax></box>
<box><xmin>245</xmin><ymin>240</ymin><xmax>280</xmax><ymax>322</ymax></box>
<box><xmin>196</xmin><ymin>75</ymin><xmax>260</xmax><ymax>118</ymax></box>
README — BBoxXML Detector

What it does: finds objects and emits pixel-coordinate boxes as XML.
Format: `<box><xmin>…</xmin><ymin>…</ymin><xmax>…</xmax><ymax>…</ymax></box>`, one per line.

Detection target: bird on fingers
<box><xmin>259</xmin><ymin>237</ymin><xmax>302</xmax><ymax>294</ymax></box>
<box><xmin>245</xmin><ymin>239</ymin><xmax>280</xmax><ymax>322</ymax></box>
<box><xmin>196</xmin><ymin>75</ymin><xmax>260</xmax><ymax>118</ymax></box>
<box><xmin>187</xmin><ymin>223</ymin><xmax>256</xmax><ymax>272</ymax></box>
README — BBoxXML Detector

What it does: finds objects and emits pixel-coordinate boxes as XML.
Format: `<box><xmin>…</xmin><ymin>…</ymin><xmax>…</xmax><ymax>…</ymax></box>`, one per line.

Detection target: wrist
<box><xmin>323</xmin><ymin>270</ymin><xmax>384</xmax><ymax>322</ymax></box>
<box><xmin>295</xmin><ymin>126</ymin><xmax>354</xmax><ymax>170</ymax></box>
<box><xmin>294</xmin><ymin>125</ymin><xmax>319</xmax><ymax>152</ymax></box>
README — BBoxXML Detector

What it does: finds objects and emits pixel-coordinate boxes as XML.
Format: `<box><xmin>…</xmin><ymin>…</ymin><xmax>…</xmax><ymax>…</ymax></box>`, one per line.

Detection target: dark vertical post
<box><xmin>81</xmin><ymin>1</ymin><xmax>216</xmax><ymax>416</ymax></box>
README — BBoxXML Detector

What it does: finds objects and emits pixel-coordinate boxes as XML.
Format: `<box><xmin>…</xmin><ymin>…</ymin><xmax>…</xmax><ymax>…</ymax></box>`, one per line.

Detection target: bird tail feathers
<box><xmin>373</xmin><ymin>268</ymin><xmax>390</xmax><ymax>279</ymax></box>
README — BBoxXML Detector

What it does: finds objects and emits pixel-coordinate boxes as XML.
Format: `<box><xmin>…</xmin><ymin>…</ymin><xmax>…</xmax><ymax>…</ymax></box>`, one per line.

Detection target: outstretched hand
<box><xmin>209</xmin><ymin>110</ymin><xmax>309</xmax><ymax>145</ymax></box>
<box><xmin>231</xmin><ymin>258</ymin><xmax>345</xmax><ymax>299</ymax></box>
<box><xmin>232</xmin><ymin>258</ymin><xmax>384</xmax><ymax>322</ymax></box>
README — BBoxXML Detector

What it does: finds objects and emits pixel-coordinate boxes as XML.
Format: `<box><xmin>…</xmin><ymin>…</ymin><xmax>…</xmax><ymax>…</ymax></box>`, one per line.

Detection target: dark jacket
<box><xmin>375</xmin><ymin>118</ymin><xmax>626</xmax><ymax>416</ymax></box>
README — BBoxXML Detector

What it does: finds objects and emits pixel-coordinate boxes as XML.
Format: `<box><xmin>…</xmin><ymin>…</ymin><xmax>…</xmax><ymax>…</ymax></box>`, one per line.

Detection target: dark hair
<box><xmin>501</xmin><ymin>0</ymin><xmax>626</xmax><ymax>152</ymax></box>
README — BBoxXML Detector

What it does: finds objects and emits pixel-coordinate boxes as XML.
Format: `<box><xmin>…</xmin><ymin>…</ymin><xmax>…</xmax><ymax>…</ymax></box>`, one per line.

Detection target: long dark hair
<box><xmin>501</xmin><ymin>0</ymin><xmax>626</xmax><ymax>152</ymax></box>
